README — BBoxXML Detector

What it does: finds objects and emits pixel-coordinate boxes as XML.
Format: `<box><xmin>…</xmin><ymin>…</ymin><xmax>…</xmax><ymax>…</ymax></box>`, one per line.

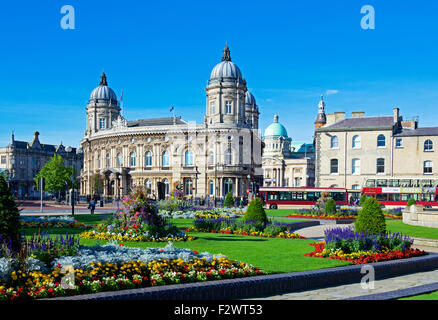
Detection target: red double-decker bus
<box><xmin>258</xmin><ymin>187</ymin><xmax>349</xmax><ymax>209</ymax></box>
<box><xmin>361</xmin><ymin>178</ymin><xmax>438</xmax><ymax>207</ymax></box>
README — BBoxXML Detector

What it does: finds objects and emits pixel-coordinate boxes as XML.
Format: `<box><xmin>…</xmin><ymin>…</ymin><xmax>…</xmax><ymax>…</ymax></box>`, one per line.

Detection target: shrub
<box><xmin>407</xmin><ymin>198</ymin><xmax>416</xmax><ymax>207</ymax></box>
<box><xmin>224</xmin><ymin>192</ymin><xmax>234</xmax><ymax>208</ymax></box>
<box><xmin>355</xmin><ymin>197</ymin><xmax>386</xmax><ymax>235</ymax></box>
<box><xmin>244</xmin><ymin>197</ymin><xmax>268</xmax><ymax>225</ymax></box>
<box><xmin>359</xmin><ymin>194</ymin><xmax>368</xmax><ymax>206</ymax></box>
<box><xmin>0</xmin><ymin>175</ymin><xmax>21</xmax><ymax>252</ymax></box>
<box><xmin>324</xmin><ymin>198</ymin><xmax>337</xmax><ymax>215</ymax></box>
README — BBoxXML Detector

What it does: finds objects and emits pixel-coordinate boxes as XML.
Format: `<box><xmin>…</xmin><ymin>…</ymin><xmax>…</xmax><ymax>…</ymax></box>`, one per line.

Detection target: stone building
<box><xmin>80</xmin><ymin>45</ymin><xmax>263</xmax><ymax>201</ymax></box>
<box><xmin>0</xmin><ymin>131</ymin><xmax>83</xmax><ymax>199</ymax></box>
<box><xmin>314</xmin><ymin>98</ymin><xmax>438</xmax><ymax>189</ymax></box>
<box><xmin>262</xmin><ymin>114</ymin><xmax>315</xmax><ymax>188</ymax></box>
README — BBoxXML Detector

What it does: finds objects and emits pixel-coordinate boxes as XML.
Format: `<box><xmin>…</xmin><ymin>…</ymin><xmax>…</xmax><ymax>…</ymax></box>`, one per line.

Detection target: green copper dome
<box><xmin>264</xmin><ymin>115</ymin><xmax>288</xmax><ymax>138</ymax></box>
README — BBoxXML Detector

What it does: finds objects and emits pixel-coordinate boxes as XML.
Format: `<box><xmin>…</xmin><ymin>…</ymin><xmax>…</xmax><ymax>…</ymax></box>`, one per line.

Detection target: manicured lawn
<box><xmin>386</xmin><ymin>220</ymin><xmax>438</xmax><ymax>239</ymax></box>
<box><xmin>399</xmin><ymin>291</ymin><xmax>438</xmax><ymax>300</ymax></box>
<box><xmin>265</xmin><ymin>209</ymin><xmax>295</xmax><ymax>217</ymax></box>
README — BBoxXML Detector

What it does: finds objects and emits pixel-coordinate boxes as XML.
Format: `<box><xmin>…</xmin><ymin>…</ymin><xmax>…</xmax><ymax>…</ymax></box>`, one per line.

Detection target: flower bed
<box><xmin>286</xmin><ymin>208</ymin><xmax>403</xmax><ymax>220</ymax></box>
<box><xmin>158</xmin><ymin>207</ymin><xmax>245</xmax><ymax>220</ymax></box>
<box><xmin>187</xmin><ymin>218</ymin><xmax>305</xmax><ymax>239</ymax></box>
<box><xmin>304</xmin><ymin>226</ymin><xmax>426</xmax><ymax>264</ymax></box>
<box><xmin>0</xmin><ymin>241</ymin><xmax>265</xmax><ymax>300</ymax></box>
<box><xmin>79</xmin><ymin>194</ymin><xmax>194</xmax><ymax>242</ymax></box>
<box><xmin>79</xmin><ymin>230</ymin><xmax>195</xmax><ymax>242</ymax></box>
<box><xmin>304</xmin><ymin>242</ymin><xmax>425</xmax><ymax>264</ymax></box>
<box><xmin>19</xmin><ymin>216</ymin><xmax>91</xmax><ymax>229</ymax></box>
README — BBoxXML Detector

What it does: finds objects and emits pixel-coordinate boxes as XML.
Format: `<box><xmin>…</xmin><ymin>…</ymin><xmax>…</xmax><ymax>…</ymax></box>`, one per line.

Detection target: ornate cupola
<box><xmin>205</xmin><ymin>44</ymin><xmax>247</xmax><ymax>128</ymax></box>
<box><xmin>86</xmin><ymin>72</ymin><xmax>121</xmax><ymax>135</ymax></box>
<box><xmin>314</xmin><ymin>94</ymin><xmax>327</xmax><ymax>128</ymax></box>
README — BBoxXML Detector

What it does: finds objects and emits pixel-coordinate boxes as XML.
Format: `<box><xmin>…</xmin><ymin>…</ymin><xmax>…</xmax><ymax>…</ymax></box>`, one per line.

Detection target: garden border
<box><xmin>345</xmin><ymin>282</ymin><xmax>438</xmax><ymax>300</ymax></box>
<box><xmin>46</xmin><ymin>252</ymin><xmax>438</xmax><ymax>300</ymax></box>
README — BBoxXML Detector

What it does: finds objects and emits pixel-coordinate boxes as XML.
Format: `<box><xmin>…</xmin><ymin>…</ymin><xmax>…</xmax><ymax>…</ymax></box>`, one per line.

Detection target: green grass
<box><xmin>265</xmin><ymin>209</ymin><xmax>295</xmax><ymax>217</ymax></box>
<box><xmin>399</xmin><ymin>291</ymin><xmax>438</xmax><ymax>300</ymax></box>
<box><xmin>386</xmin><ymin>220</ymin><xmax>438</xmax><ymax>239</ymax></box>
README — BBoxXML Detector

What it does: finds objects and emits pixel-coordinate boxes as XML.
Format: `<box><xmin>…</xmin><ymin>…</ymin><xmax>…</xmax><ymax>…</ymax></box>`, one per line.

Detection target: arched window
<box><xmin>225</xmin><ymin>149</ymin><xmax>232</xmax><ymax>165</ymax></box>
<box><xmin>424</xmin><ymin>161</ymin><xmax>433</xmax><ymax>174</ymax></box>
<box><xmin>117</xmin><ymin>154</ymin><xmax>123</xmax><ymax>167</ymax></box>
<box><xmin>129</xmin><ymin>152</ymin><xmax>136</xmax><ymax>167</ymax></box>
<box><xmin>106</xmin><ymin>153</ymin><xmax>110</xmax><ymax>168</ymax></box>
<box><xmin>224</xmin><ymin>178</ymin><xmax>233</xmax><ymax>195</ymax></box>
<box><xmin>424</xmin><ymin>139</ymin><xmax>434</xmax><ymax>151</ymax></box>
<box><xmin>145</xmin><ymin>151</ymin><xmax>152</xmax><ymax>167</ymax></box>
<box><xmin>209</xmin><ymin>152</ymin><xmax>215</xmax><ymax>166</ymax></box>
<box><xmin>210</xmin><ymin>101</ymin><xmax>215</xmax><ymax>115</ymax></box>
<box><xmin>330</xmin><ymin>159</ymin><xmax>338</xmax><ymax>174</ymax></box>
<box><xmin>162</xmin><ymin>151</ymin><xmax>170</xmax><ymax>166</ymax></box>
<box><xmin>377</xmin><ymin>134</ymin><xmax>386</xmax><ymax>147</ymax></box>
<box><xmin>352</xmin><ymin>135</ymin><xmax>361</xmax><ymax>149</ymax></box>
<box><xmin>97</xmin><ymin>155</ymin><xmax>101</xmax><ymax>169</ymax></box>
<box><xmin>185</xmin><ymin>151</ymin><xmax>193</xmax><ymax>166</ymax></box>
<box><xmin>352</xmin><ymin>158</ymin><xmax>360</xmax><ymax>175</ymax></box>
<box><xmin>377</xmin><ymin>158</ymin><xmax>385</xmax><ymax>173</ymax></box>
<box><xmin>330</xmin><ymin>136</ymin><xmax>339</xmax><ymax>149</ymax></box>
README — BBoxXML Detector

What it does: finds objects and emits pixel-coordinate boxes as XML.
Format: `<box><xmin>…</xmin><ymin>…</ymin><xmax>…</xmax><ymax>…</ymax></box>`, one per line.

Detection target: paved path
<box><xmin>243</xmin><ymin>268</ymin><xmax>438</xmax><ymax>300</ymax></box>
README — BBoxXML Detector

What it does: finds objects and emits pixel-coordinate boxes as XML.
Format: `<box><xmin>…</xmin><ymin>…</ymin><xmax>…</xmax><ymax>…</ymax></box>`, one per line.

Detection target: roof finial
<box><xmin>222</xmin><ymin>43</ymin><xmax>231</xmax><ymax>62</ymax></box>
<box><xmin>99</xmin><ymin>72</ymin><xmax>108</xmax><ymax>86</ymax></box>
<box><xmin>274</xmin><ymin>114</ymin><xmax>279</xmax><ymax>123</ymax></box>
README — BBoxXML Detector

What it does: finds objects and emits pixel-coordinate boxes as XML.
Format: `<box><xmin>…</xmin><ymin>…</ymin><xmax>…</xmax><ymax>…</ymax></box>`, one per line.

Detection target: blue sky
<box><xmin>1</xmin><ymin>0</ymin><xmax>438</xmax><ymax>147</ymax></box>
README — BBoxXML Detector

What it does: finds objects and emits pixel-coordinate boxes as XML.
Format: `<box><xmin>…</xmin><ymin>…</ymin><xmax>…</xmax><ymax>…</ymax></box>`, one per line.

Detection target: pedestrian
<box><xmin>88</xmin><ymin>197</ymin><xmax>96</xmax><ymax>215</ymax></box>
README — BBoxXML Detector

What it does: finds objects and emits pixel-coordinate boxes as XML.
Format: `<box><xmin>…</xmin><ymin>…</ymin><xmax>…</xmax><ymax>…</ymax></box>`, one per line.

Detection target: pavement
<box><xmin>18</xmin><ymin>200</ymin><xmax>117</xmax><ymax>216</ymax></box>
<box><xmin>243</xmin><ymin>268</ymin><xmax>438</xmax><ymax>300</ymax></box>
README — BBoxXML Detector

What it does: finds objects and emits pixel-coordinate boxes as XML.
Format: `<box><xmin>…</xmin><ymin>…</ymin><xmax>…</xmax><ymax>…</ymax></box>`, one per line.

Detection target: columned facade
<box><xmin>80</xmin><ymin>45</ymin><xmax>263</xmax><ymax>201</ymax></box>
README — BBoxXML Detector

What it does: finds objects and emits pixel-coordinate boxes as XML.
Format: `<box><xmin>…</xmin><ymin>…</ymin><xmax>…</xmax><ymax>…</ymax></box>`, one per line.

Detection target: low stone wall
<box><xmin>46</xmin><ymin>253</ymin><xmax>438</xmax><ymax>301</ymax></box>
<box><xmin>403</xmin><ymin>205</ymin><xmax>438</xmax><ymax>228</ymax></box>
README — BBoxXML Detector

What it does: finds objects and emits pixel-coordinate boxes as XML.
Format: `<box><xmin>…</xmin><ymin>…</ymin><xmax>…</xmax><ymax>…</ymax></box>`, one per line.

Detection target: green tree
<box><xmin>359</xmin><ymin>194</ymin><xmax>368</xmax><ymax>206</ymax></box>
<box><xmin>407</xmin><ymin>198</ymin><xmax>416</xmax><ymax>207</ymax></box>
<box><xmin>324</xmin><ymin>198</ymin><xmax>337</xmax><ymax>215</ymax></box>
<box><xmin>355</xmin><ymin>197</ymin><xmax>386</xmax><ymax>235</ymax></box>
<box><xmin>244</xmin><ymin>197</ymin><xmax>268</xmax><ymax>225</ymax></box>
<box><xmin>34</xmin><ymin>154</ymin><xmax>72</xmax><ymax>201</ymax></box>
<box><xmin>224</xmin><ymin>192</ymin><xmax>234</xmax><ymax>207</ymax></box>
<box><xmin>0</xmin><ymin>175</ymin><xmax>21</xmax><ymax>251</ymax></box>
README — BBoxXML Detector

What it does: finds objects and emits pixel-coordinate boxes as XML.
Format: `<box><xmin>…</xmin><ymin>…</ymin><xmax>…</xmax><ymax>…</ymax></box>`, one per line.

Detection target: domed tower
<box><xmin>205</xmin><ymin>44</ymin><xmax>247</xmax><ymax>127</ymax></box>
<box><xmin>244</xmin><ymin>91</ymin><xmax>259</xmax><ymax>129</ymax></box>
<box><xmin>85</xmin><ymin>72</ymin><xmax>120</xmax><ymax>135</ymax></box>
<box><xmin>314</xmin><ymin>94</ymin><xmax>326</xmax><ymax>129</ymax></box>
<box><xmin>262</xmin><ymin>115</ymin><xmax>292</xmax><ymax>157</ymax></box>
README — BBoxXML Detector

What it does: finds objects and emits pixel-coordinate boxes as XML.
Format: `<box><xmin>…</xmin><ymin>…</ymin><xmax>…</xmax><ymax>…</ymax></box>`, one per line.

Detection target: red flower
<box><xmin>192</xmin><ymin>250</ymin><xmax>199</xmax><ymax>254</ymax></box>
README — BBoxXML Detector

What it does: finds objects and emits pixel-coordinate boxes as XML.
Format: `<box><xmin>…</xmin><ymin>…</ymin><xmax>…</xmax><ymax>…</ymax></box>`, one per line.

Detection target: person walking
<box><xmin>88</xmin><ymin>197</ymin><xmax>96</xmax><ymax>215</ymax></box>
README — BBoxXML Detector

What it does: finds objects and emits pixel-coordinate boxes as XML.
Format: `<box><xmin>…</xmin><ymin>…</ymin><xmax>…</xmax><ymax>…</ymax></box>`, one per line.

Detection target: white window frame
<box><xmin>352</xmin><ymin>158</ymin><xmax>361</xmax><ymax>175</ymax></box>
<box><xmin>352</xmin><ymin>135</ymin><xmax>361</xmax><ymax>149</ymax></box>
<box><xmin>225</xmin><ymin>101</ymin><xmax>232</xmax><ymax>114</ymax></box>
<box><xmin>330</xmin><ymin>136</ymin><xmax>339</xmax><ymax>149</ymax></box>
<box><xmin>424</xmin><ymin>161</ymin><xmax>433</xmax><ymax>174</ymax></box>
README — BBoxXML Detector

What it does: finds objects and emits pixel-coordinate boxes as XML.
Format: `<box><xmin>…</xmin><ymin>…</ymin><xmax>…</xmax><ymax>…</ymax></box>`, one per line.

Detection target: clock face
<box><xmin>146</xmin><ymin>138</ymin><xmax>151</xmax><ymax>142</ymax></box>
<box><xmin>164</xmin><ymin>137</ymin><xmax>169</xmax><ymax>142</ymax></box>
